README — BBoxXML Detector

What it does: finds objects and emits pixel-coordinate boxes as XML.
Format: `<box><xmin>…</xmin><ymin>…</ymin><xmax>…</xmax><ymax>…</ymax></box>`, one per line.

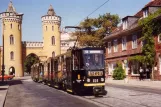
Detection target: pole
<box><xmin>1</xmin><ymin>20</ymin><xmax>5</xmax><ymax>83</ymax></box>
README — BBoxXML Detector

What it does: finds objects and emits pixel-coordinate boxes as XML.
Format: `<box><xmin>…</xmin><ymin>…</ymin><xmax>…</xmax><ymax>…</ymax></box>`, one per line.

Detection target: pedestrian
<box><xmin>139</xmin><ymin>66</ymin><xmax>144</xmax><ymax>81</ymax></box>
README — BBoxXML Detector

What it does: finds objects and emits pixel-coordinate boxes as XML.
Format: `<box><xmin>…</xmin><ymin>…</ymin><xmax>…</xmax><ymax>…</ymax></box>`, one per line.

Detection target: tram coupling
<box><xmin>93</xmin><ymin>86</ymin><xmax>107</xmax><ymax>96</ymax></box>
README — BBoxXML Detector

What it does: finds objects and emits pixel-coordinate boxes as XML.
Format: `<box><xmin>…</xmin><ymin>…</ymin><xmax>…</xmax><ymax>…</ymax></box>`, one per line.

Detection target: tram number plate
<box><xmin>88</xmin><ymin>71</ymin><xmax>103</xmax><ymax>76</ymax></box>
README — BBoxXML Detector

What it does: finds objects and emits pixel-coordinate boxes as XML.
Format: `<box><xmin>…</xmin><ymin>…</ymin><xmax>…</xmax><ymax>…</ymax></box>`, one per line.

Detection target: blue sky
<box><xmin>0</xmin><ymin>0</ymin><xmax>150</xmax><ymax>45</ymax></box>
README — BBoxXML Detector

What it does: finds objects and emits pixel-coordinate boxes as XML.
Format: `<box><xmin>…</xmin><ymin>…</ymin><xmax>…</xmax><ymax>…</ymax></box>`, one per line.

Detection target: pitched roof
<box><xmin>135</xmin><ymin>0</ymin><xmax>161</xmax><ymax>17</ymax></box>
<box><xmin>104</xmin><ymin>0</ymin><xmax>161</xmax><ymax>41</ymax></box>
<box><xmin>47</xmin><ymin>5</ymin><xmax>56</xmax><ymax>16</ymax></box>
<box><xmin>6</xmin><ymin>1</ymin><xmax>17</xmax><ymax>13</ymax></box>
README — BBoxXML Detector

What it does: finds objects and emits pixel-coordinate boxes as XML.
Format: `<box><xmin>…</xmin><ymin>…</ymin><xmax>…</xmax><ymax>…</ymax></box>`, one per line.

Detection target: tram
<box><xmin>31</xmin><ymin>47</ymin><xmax>107</xmax><ymax>96</ymax></box>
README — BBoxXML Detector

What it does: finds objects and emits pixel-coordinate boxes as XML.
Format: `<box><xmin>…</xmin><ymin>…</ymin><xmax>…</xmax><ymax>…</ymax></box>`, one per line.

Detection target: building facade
<box><xmin>61</xmin><ymin>30</ymin><xmax>76</xmax><ymax>54</ymax></box>
<box><xmin>0</xmin><ymin>1</ymin><xmax>61</xmax><ymax>77</ymax></box>
<box><xmin>104</xmin><ymin>0</ymin><xmax>161</xmax><ymax>80</ymax></box>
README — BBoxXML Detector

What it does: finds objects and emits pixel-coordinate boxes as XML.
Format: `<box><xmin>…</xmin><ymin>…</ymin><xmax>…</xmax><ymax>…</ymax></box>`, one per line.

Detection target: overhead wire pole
<box><xmin>1</xmin><ymin>19</ymin><xmax>5</xmax><ymax>83</ymax></box>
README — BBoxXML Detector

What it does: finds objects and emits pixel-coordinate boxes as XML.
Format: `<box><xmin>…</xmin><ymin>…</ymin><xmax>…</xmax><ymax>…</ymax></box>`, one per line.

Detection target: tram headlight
<box><xmin>101</xmin><ymin>78</ymin><xmax>104</xmax><ymax>82</ymax></box>
<box><xmin>87</xmin><ymin>78</ymin><xmax>90</xmax><ymax>82</ymax></box>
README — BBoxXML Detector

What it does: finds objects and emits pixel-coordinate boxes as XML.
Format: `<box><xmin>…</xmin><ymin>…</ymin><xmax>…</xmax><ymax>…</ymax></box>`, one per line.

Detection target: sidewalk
<box><xmin>0</xmin><ymin>83</ymin><xmax>9</xmax><ymax>107</ymax></box>
<box><xmin>106</xmin><ymin>78</ymin><xmax>161</xmax><ymax>90</ymax></box>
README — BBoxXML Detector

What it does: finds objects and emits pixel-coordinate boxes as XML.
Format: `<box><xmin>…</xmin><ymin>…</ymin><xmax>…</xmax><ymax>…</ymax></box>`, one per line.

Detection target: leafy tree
<box><xmin>112</xmin><ymin>63</ymin><xmax>126</xmax><ymax>80</ymax></box>
<box><xmin>24</xmin><ymin>54</ymin><xmax>39</xmax><ymax>74</ymax></box>
<box><xmin>72</xmin><ymin>13</ymin><xmax>120</xmax><ymax>46</ymax></box>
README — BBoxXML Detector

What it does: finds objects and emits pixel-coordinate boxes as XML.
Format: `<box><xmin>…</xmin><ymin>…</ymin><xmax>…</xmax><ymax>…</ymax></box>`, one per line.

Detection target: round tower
<box><xmin>42</xmin><ymin>5</ymin><xmax>61</xmax><ymax>58</ymax></box>
<box><xmin>0</xmin><ymin>1</ymin><xmax>23</xmax><ymax>77</ymax></box>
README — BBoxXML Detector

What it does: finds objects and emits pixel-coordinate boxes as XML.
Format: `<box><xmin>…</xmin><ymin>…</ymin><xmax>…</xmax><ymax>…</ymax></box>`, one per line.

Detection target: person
<box><xmin>139</xmin><ymin>66</ymin><xmax>144</xmax><ymax>81</ymax></box>
<box><xmin>93</xmin><ymin>54</ymin><xmax>100</xmax><ymax>66</ymax></box>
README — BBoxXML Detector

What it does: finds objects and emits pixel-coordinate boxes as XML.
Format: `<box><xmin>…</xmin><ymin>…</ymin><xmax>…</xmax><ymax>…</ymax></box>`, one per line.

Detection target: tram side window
<box><xmin>66</xmin><ymin>57</ymin><xmax>72</xmax><ymax>72</ymax></box>
<box><xmin>54</xmin><ymin>61</ymin><xmax>58</xmax><ymax>72</ymax></box>
<box><xmin>73</xmin><ymin>51</ymin><xmax>83</xmax><ymax>70</ymax></box>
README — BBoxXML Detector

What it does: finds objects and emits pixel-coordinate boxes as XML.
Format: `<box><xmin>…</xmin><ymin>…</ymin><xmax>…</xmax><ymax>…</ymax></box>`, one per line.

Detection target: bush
<box><xmin>112</xmin><ymin>63</ymin><xmax>126</xmax><ymax>80</ymax></box>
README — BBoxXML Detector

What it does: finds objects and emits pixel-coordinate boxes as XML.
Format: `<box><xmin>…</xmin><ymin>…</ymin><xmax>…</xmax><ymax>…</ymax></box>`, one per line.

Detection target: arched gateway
<box><xmin>0</xmin><ymin>1</ymin><xmax>61</xmax><ymax>77</ymax></box>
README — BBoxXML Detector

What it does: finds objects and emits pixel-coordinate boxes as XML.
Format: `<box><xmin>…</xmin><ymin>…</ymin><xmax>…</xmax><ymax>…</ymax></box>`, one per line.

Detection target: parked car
<box><xmin>0</xmin><ymin>74</ymin><xmax>14</xmax><ymax>80</ymax></box>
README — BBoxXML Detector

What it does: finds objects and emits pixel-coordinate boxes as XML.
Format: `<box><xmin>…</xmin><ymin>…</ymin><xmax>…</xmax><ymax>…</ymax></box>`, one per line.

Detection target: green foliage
<box><xmin>128</xmin><ymin>55</ymin><xmax>144</xmax><ymax>63</ymax></box>
<box><xmin>73</xmin><ymin>13</ymin><xmax>120</xmax><ymax>46</ymax></box>
<box><xmin>130</xmin><ymin>9</ymin><xmax>161</xmax><ymax>66</ymax></box>
<box><xmin>24</xmin><ymin>54</ymin><xmax>39</xmax><ymax>74</ymax></box>
<box><xmin>112</xmin><ymin>63</ymin><xmax>126</xmax><ymax>80</ymax></box>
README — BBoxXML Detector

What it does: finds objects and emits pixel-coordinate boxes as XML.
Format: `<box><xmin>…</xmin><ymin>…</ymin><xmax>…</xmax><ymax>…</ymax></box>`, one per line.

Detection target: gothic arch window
<box><xmin>18</xmin><ymin>24</ymin><xmax>20</xmax><ymax>30</ymax></box>
<box><xmin>46</xmin><ymin>26</ymin><xmax>47</xmax><ymax>31</ymax></box>
<box><xmin>10</xmin><ymin>51</ymin><xmax>14</xmax><ymax>60</ymax></box>
<box><xmin>11</xmin><ymin>23</ymin><xmax>12</xmax><ymax>29</ymax></box>
<box><xmin>51</xmin><ymin>36</ymin><xmax>55</xmax><ymax>45</ymax></box>
<box><xmin>4</xmin><ymin>24</ymin><xmax>5</xmax><ymax>30</ymax></box>
<box><xmin>52</xmin><ymin>51</ymin><xmax>55</xmax><ymax>58</ymax></box>
<box><xmin>10</xmin><ymin>35</ymin><xmax>14</xmax><ymax>45</ymax></box>
<box><xmin>52</xmin><ymin>26</ymin><xmax>54</xmax><ymax>31</ymax></box>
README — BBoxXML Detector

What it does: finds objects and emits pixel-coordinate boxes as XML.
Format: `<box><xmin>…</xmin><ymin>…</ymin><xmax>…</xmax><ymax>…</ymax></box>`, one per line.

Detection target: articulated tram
<box><xmin>31</xmin><ymin>47</ymin><xmax>107</xmax><ymax>96</ymax></box>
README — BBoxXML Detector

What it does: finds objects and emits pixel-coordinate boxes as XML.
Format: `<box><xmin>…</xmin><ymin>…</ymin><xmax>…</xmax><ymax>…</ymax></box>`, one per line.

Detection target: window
<box><xmin>143</xmin><ymin>9</ymin><xmax>148</xmax><ymax>18</ymax></box>
<box><xmin>46</xmin><ymin>26</ymin><xmax>47</xmax><ymax>31</ymax></box>
<box><xmin>52</xmin><ymin>51</ymin><xmax>55</xmax><ymax>58</ymax></box>
<box><xmin>158</xmin><ymin>34</ymin><xmax>161</xmax><ymax>43</ymax></box>
<box><xmin>51</xmin><ymin>36</ymin><xmax>55</xmax><ymax>45</ymax></box>
<box><xmin>159</xmin><ymin>56</ymin><xmax>161</xmax><ymax>75</ymax></box>
<box><xmin>18</xmin><ymin>24</ymin><xmax>20</xmax><ymax>30</ymax></box>
<box><xmin>132</xmin><ymin>35</ymin><xmax>137</xmax><ymax>49</ymax></box>
<box><xmin>10</xmin><ymin>35</ymin><xmax>14</xmax><ymax>45</ymax></box>
<box><xmin>108</xmin><ymin>42</ymin><xmax>111</xmax><ymax>53</ymax></box>
<box><xmin>11</xmin><ymin>23</ymin><xmax>12</xmax><ymax>29</ymax></box>
<box><xmin>10</xmin><ymin>51</ymin><xmax>14</xmax><ymax>60</ymax></box>
<box><xmin>131</xmin><ymin>60</ymin><xmax>139</xmax><ymax>74</ymax></box>
<box><xmin>58</xmin><ymin>26</ymin><xmax>60</xmax><ymax>31</ymax></box>
<box><xmin>52</xmin><ymin>26</ymin><xmax>54</xmax><ymax>31</ymax></box>
<box><xmin>108</xmin><ymin>62</ymin><xmax>117</xmax><ymax>75</ymax></box>
<box><xmin>113</xmin><ymin>39</ymin><xmax>118</xmax><ymax>52</ymax></box>
<box><xmin>3</xmin><ymin>24</ymin><xmax>5</xmax><ymax>30</ymax></box>
<box><xmin>123</xmin><ymin>20</ymin><xmax>128</xmax><ymax>30</ymax></box>
<box><xmin>122</xmin><ymin>37</ymin><xmax>127</xmax><ymax>50</ymax></box>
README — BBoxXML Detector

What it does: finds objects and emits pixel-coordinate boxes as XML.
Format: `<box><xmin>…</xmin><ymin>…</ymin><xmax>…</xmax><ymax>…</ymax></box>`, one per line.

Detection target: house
<box><xmin>103</xmin><ymin>0</ymin><xmax>161</xmax><ymax>80</ymax></box>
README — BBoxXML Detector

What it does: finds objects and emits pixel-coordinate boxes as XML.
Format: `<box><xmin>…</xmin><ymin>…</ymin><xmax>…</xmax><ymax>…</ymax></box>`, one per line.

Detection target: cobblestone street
<box><xmin>83</xmin><ymin>86</ymin><xmax>161</xmax><ymax>107</ymax></box>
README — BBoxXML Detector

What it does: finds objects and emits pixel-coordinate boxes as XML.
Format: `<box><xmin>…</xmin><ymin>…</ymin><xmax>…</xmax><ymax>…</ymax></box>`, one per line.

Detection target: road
<box><xmin>4</xmin><ymin>77</ymin><xmax>161</xmax><ymax>107</ymax></box>
<box><xmin>4</xmin><ymin>77</ymin><xmax>99</xmax><ymax>107</ymax></box>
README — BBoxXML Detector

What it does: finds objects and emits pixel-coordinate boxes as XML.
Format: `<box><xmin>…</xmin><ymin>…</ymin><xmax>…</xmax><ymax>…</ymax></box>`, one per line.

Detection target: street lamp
<box><xmin>1</xmin><ymin>20</ymin><xmax>5</xmax><ymax>83</ymax></box>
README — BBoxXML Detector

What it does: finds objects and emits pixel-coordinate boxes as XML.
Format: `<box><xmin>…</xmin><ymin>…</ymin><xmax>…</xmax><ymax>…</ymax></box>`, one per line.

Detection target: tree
<box><xmin>24</xmin><ymin>54</ymin><xmax>39</xmax><ymax>74</ymax></box>
<box><xmin>112</xmin><ymin>63</ymin><xmax>126</xmax><ymax>80</ymax></box>
<box><xmin>72</xmin><ymin>13</ymin><xmax>120</xmax><ymax>46</ymax></box>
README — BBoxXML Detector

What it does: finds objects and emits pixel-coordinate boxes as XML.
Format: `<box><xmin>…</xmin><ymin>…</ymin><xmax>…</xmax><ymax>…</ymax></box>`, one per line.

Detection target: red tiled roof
<box><xmin>135</xmin><ymin>0</ymin><xmax>161</xmax><ymax>17</ymax></box>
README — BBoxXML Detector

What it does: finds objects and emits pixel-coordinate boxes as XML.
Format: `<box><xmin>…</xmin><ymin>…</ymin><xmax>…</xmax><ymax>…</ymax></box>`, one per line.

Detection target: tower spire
<box><xmin>6</xmin><ymin>0</ymin><xmax>16</xmax><ymax>13</ymax></box>
<box><xmin>47</xmin><ymin>4</ymin><xmax>55</xmax><ymax>16</ymax></box>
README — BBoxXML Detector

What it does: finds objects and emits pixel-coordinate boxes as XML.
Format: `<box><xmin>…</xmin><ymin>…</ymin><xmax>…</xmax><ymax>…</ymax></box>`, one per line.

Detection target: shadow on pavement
<box><xmin>0</xmin><ymin>88</ymin><xmax>7</xmax><ymax>90</ymax></box>
<box><xmin>6</xmin><ymin>80</ymin><xmax>23</xmax><ymax>86</ymax></box>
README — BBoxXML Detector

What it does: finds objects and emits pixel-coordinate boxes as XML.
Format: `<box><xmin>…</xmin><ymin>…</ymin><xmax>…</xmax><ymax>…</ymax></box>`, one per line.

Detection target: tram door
<box><xmin>66</xmin><ymin>57</ymin><xmax>73</xmax><ymax>91</ymax></box>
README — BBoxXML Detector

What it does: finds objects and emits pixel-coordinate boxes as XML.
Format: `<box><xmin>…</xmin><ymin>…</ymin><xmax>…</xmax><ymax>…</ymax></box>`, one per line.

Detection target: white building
<box><xmin>61</xmin><ymin>31</ymin><xmax>77</xmax><ymax>54</ymax></box>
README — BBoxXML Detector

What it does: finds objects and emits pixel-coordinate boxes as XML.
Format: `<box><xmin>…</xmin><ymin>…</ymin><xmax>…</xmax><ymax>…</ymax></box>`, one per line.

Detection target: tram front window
<box><xmin>83</xmin><ymin>50</ymin><xmax>104</xmax><ymax>70</ymax></box>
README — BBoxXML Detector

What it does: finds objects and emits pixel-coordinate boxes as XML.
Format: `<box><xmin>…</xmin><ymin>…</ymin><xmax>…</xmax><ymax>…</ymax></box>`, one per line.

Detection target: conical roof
<box><xmin>6</xmin><ymin>1</ymin><xmax>17</xmax><ymax>13</ymax></box>
<box><xmin>47</xmin><ymin>5</ymin><xmax>55</xmax><ymax>16</ymax></box>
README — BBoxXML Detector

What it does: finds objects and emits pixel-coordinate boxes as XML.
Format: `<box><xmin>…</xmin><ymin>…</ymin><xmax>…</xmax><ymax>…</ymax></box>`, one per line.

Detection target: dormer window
<box><xmin>123</xmin><ymin>20</ymin><xmax>128</xmax><ymax>30</ymax></box>
<box><xmin>143</xmin><ymin>9</ymin><xmax>148</xmax><ymax>18</ymax></box>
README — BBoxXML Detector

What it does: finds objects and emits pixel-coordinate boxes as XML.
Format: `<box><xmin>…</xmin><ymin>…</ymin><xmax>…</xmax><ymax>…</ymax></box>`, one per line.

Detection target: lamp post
<box><xmin>1</xmin><ymin>20</ymin><xmax>5</xmax><ymax>83</ymax></box>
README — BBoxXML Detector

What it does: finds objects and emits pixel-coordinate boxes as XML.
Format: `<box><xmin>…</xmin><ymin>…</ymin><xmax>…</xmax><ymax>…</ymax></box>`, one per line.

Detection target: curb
<box><xmin>106</xmin><ymin>82</ymin><xmax>161</xmax><ymax>90</ymax></box>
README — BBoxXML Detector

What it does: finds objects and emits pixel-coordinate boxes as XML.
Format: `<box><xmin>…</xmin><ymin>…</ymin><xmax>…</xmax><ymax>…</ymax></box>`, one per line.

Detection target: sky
<box><xmin>0</xmin><ymin>0</ymin><xmax>150</xmax><ymax>45</ymax></box>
